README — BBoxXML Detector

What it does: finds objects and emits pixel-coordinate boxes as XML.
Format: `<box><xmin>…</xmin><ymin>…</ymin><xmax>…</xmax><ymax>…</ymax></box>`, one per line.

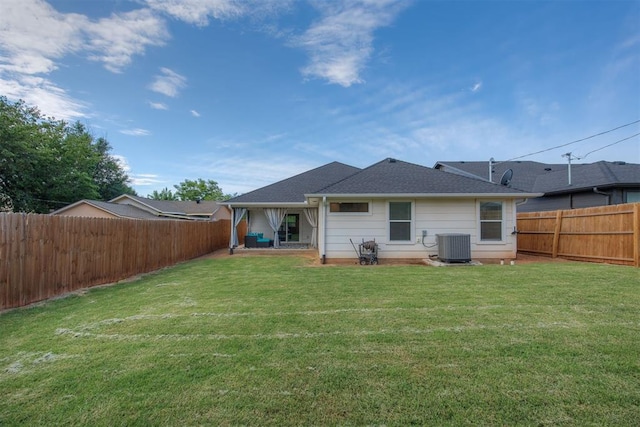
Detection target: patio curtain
<box><xmin>303</xmin><ymin>208</ymin><xmax>318</xmax><ymax>248</ymax></box>
<box><xmin>230</xmin><ymin>208</ymin><xmax>246</xmax><ymax>248</ymax></box>
<box><xmin>264</xmin><ymin>208</ymin><xmax>287</xmax><ymax>248</ymax></box>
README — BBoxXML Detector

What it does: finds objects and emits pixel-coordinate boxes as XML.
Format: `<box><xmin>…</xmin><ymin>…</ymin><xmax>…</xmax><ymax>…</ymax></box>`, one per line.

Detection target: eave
<box><xmin>306</xmin><ymin>192</ymin><xmax>544</xmax><ymax>199</ymax></box>
<box><xmin>225</xmin><ymin>202</ymin><xmax>311</xmax><ymax>209</ymax></box>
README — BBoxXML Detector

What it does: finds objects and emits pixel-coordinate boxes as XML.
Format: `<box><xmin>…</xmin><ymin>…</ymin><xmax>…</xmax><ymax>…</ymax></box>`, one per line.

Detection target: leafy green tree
<box><xmin>173</xmin><ymin>178</ymin><xmax>232</xmax><ymax>201</ymax></box>
<box><xmin>148</xmin><ymin>187</ymin><xmax>178</xmax><ymax>200</ymax></box>
<box><xmin>0</xmin><ymin>97</ymin><xmax>136</xmax><ymax>213</ymax></box>
<box><xmin>92</xmin><ymin>137</ymin><xmax>136</xmax><ymax>200</ymax></box>
<box><xmin>0</xmin><ymin>98</ymin><xmax>58</xmax><ymax>212</ymax></box>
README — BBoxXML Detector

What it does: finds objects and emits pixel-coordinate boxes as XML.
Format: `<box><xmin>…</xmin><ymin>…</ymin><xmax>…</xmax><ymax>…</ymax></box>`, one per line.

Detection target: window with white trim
<box><xmin>389</xmin><ymin>201</ymin><xmax>412</xmax><ymax>241</ymax></box>
<box><xmin>329</xmin><ymin>202</ymin><xmax>369</xmax><ymax>213</ymax></box>
<box><xmin>479</xmin><ymin>201</ymin><xmax>503</xmax><ymax>241</ymax></box>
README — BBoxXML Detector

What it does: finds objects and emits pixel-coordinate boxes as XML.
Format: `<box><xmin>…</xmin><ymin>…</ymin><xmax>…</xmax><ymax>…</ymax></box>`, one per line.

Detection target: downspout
<box><xmin>228</xmin><ymin>204</ymin><xmax>234</xmax><ymax>254</ymax></box>
<box><xmin>321</xmin><ymin>196</ymin><xmax>327</xmax><ymax>264</ymax></box>
<box><xmin>593</xmin><ymin>187</ymin><xmax>611</xmax><ymax>205</ymax></box>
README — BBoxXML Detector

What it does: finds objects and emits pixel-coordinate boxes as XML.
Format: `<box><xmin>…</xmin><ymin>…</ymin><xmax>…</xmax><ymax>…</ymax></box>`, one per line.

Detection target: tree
<box><xmin>0</xmin><ymin>97</ymin><xmax>59</xmax><ymax>212</ymax></box>
<box><xmin>0</xmin><ymin>97</ymin><xmax>136</xmax><ymax>213</ymax></box>
<box><xmin>173</xmin><ymin>178</ymin><xmax>232</xmax><ymax>201</ymax></box>
<box><xmin>92</xmin><ymin>137</ymin><xmax>136</xmax><ymax>200</ymax></box>
<box><xmin>148</xmin><ymin>187</ymin><xmax>178</xmax><ymax>200</ymax></box>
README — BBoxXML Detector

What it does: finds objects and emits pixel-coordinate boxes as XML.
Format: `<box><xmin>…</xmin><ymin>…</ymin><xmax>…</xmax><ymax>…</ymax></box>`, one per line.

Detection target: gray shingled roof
<box><xmin>228</xmin><ymin>162</ymin><xmax>361</xmax><ymax>204</ymax></box>
<box><xmin>313</xmin><ymin>158</ymin><xmax>532</xmax><ymax>195</ymax></box>
<box><xmin>126</xmin><ymin>195</ymin><xmax>220</xmax><ymax>215</ymax></box>
<box><xmin>435</xmin><ymin>160</ymin><xmax>639</xmax><ymax>194</ymax></box>
<box><xmin>434</xmin><ymin>160</ymin><xmax>567</xmax><ymax>192</ymax></box>
<box><xmin>532</xmin><ymin>161</ymin><xmax>640</xmax><ymax>194</ymax></box>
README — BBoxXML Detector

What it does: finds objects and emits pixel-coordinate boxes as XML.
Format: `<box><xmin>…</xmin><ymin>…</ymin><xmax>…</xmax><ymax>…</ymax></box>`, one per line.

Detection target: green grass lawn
<box><xmin>1</xmin><ymin>256</ymin><xmax>639</xmax><ymax>426</ymax></box>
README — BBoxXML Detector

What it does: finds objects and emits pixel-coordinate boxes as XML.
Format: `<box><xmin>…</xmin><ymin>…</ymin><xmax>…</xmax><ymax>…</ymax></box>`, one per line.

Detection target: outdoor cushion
<box><xmin>256</xmin><ymin>239</ymin><xmax>271</xmax><ymax>248</ymax></box>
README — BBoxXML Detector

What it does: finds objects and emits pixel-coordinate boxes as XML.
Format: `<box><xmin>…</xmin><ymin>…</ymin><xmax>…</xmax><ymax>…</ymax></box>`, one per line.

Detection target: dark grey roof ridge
<box><xmin>227</xmin><ymin>161</ymin><xmax>362</xmax><ymax>204</ymax></box>
<box><xmin>311</xmin><ymin>158</ymin><xmax>396</xmax><ymax>193</ymax></box>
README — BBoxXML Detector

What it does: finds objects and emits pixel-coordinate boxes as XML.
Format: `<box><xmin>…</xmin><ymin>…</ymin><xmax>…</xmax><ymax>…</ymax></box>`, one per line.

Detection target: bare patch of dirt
<box><xmin>201</xmin><ymin>249</ymin><xmax>568</xmax><ymax>266</ymax></box>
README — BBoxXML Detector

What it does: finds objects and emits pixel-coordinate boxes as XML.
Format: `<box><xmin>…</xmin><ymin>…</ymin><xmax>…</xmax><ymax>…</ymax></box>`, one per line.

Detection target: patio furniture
<box><xmin>244</xmin><ymin>233</ymin><xmax>273</xmax><ymax>248</ymax></box>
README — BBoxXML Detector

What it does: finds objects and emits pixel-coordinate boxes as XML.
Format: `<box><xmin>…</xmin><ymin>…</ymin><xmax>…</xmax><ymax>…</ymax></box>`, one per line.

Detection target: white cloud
<box><xmin>190</xmin><ymin>109</ymin><xmax>201</xmax><ymax>117</ymax></box>
<box><xmin>0</xmin><ymin>0</ymin><xmax>169</xmax><ymax>120</ymax></box>
<box><xmin>0</xmin><ymin>0</ymin><xmax>168</xmax><ymax>75</ymax></box>
<box><xmin>84</xmin><ymin>8</ymin><xmax>169</xmax><ymax>73</ymax></box>
<box><xmin>471</xmin><ymin>81</ymin><xmax>482</xmax><ymax>92</ymax></box>
<box><xmin>144</xmin><ymin>0</ymin><xmax>243</xmax><ymax>26</ymax></box>
<box><xmin>0</xmin><ymin>75</ymin><xmax>88</xmax><ymax>120</ymax></box>
<box><xmin>0</xmin><ymin>0</ymin><xmax>87</xmax><ymax>74</ymax></box>
<box><xmin>144</xmin><ymin>0</ymin><xmax>292</xmax><ymax>26</ymax></box>
<box><xmin>149</xmin><ymin>101</ymin><xmax>169</xmax><ymax>110</ymax></box>
<box><xmin>120</xmin><ymin>128</ymin><xmax>151</xmax><ymax>136</ymax></box>
<box><xmin>149</xmin><ymin>67</ymin><xmax>187</xmax><ymax>97</ymax></box>
<box><xmin>292</xmin><ymin>0</ymin><xmax>407</xmax><ymax>87</ymax></box>
<box><xmin>130</xmin><ymin>173</ymin><xmax>163</xmax><ymax>186</ymax></box>
<box><xmin>112</xmin><ymin>155</ymin><xmax>131</xmax><ymax>173</ymax></box>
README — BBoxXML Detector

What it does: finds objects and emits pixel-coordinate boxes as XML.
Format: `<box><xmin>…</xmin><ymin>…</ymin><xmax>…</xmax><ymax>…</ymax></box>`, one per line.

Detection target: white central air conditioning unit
<box><xmin>436</xmin><ymin>233</ymin><xmax>471</xmax><ymax>263</ymax></box>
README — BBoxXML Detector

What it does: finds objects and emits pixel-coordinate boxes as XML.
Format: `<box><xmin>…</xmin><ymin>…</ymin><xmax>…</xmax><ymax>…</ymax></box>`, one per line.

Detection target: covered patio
<box><xmin>228</xmin><ymin>206</ymin><xmax>320</xmax><ymax>251</ymax></box>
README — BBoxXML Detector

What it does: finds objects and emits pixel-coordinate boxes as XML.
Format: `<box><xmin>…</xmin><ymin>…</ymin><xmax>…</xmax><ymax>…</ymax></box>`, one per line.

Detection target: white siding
<box><xmin>324</xmin><ymin>198</ymin><xmax>518</xmax><ymax>260</ymax></box>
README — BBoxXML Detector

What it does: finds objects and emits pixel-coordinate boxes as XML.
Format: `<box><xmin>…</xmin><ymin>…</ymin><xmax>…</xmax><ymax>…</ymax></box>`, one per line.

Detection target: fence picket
<box><xmin>0</xmin><ymin>214</ymin><xmax>241</xmax><ymax>310</ymax></box>
<box><xmin>517</xmin><ymin>203</ymin><xmax>640</xmax><ymax>266</ymax></box>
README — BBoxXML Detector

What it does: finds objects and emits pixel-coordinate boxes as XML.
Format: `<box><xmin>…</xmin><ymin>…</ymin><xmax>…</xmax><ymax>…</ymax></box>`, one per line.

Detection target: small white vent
<box><xmin>437</xmin><ymin>234</ymin><xmax>471</xmax><ymax>263</ymax></box>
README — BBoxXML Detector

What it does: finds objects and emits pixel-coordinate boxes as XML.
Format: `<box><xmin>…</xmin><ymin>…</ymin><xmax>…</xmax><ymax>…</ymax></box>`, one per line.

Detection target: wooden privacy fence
<box><xmin>517</xmin><ymin>203</ymin><xmax>640</xmax><ymax>267</ymax></box>
<box><xmin>1</xmin><ymin>214</ymin><xmax>244</xmax><ymax>310</ymax></box>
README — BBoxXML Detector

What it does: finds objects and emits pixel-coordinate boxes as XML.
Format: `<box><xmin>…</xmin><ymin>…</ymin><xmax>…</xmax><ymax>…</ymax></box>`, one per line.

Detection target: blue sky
<box><xmin>1</xmin><ymin>0</ymin><xmax>639</xmax><ymax>196</ymax></box>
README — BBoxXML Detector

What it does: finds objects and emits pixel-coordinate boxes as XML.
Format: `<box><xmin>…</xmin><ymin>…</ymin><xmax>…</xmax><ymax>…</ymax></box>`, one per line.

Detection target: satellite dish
<box><xmin>500</xmin><ymin>169</ymin><xmax>513</xmax><ymax>186</ymax></box>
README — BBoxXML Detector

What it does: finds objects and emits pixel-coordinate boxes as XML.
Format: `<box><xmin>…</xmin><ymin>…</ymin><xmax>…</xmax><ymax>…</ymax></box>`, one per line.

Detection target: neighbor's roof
<box><xmin>531</xmin><ymin>161</ymin><xmax>640</xmax><ymax>194</ymax></box>
<box><xmin>311</xmin><ymin>158</ymin><xmax>537</xmax><ymax>196</ymax></box>
<box><xmin>52</xmin><ymin>200</ymin><xmax>168</xmax><ymax>220</ymax></box>
<box><xmin>227</xmin><ymin>161</ymin><xmax>361</xmax><ymax>204</ymax></box>
<box><xmin>434</xmin><ymin>160</ymin><xmax>640</xmax><ymax>194</ymax></box>
<box><xmin>111</xmin><ymin>195</ymin><xmax>220</xmax><ymax>215</ymax></box>
<box><xmin>434</xmin><ymin>160</ymin><xmax>566</xmax><ymax>192</ymax></box>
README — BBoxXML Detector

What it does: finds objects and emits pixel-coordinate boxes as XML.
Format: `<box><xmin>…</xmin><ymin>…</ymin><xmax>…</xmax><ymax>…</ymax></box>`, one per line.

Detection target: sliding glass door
<box><xmin>278</xmin><ymin>214</ymin><xmax>299</xmax><ymax>243</ymax></box>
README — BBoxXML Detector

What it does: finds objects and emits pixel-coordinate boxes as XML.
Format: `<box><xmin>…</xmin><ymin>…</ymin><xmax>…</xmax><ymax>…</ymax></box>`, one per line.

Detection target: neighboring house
<box><xmin>53</xmin><ymin>195</ymin><xmax>231</xmax><ymax>221</ymax></box>
<box><xmin>434</xmin><ymin>160</ymin><xmax>640</xmax><ymax>212</ymax></box>
<box><xmin>51</xmin><ymin>199</ymin><xmax>171</xmax><ymax>220</ymax></box>
<box><xmin>226</xmin><ymin>158</ymin><xmax>541</xmax><ymax>262</ymax></box>
<box><xmin>110</xmin><ymin>195</ymin><xmax>230</xmax><ymax>221</ymax></box>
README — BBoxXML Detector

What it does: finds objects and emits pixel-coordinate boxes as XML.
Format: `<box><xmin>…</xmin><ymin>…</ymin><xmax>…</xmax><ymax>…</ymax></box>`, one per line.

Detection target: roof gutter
<box><xmin>307</xmin><ymin>192</ymin><xmax>544</xmax><ymax>199</ymax></box>
<box><xmin>225</xmin><ymin>202</ymin><xmax>309</xmax><ymax>208</ymax></box>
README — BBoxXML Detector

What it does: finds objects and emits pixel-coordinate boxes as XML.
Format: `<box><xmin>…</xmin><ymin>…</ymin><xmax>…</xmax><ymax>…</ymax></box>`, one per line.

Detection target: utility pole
<box><xmin>562</xmin><ymin>152</ymin><xmax>574</xmax><ymax>185</ymax></box>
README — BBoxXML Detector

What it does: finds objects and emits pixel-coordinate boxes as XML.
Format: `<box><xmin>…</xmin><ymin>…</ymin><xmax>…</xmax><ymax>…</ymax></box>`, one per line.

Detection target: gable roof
<box><xmin>52</xmin><ymin>200</ymin><xmax>171</xmax><ymax>220</ymax></box>
<box><xmin>434</xmin><ymin>160</ymin><xmax>640</xmax><ymax>194</ymax></box>
<box><xmin>311</xmin><ymin>158</ymin><xmax>537</xmax><ymax>197</ymax></box>
<box><xmin>110</xmin><ymin>194</ymin><xmax>221</xmax><ymax>215</ymax></box>
<box><xmin>227</xmin><ymin>161</ymin><xmax>361</xmax><ymax>205</ymax></box>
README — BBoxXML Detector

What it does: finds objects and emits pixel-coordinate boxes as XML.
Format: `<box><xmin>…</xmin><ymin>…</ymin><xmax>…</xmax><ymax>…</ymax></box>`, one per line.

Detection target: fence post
<box><xmin>552</xmin><ymin>210</ymin><xmax>563</xmax><ymax>259</ymax></box>
<box><xmin>634</xmin><ymin>203</ymin><xmax>639</xmax><ymax>268</ymax></box>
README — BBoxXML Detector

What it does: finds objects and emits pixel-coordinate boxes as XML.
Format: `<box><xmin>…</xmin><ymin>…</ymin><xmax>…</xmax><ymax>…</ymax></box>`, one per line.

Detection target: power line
<box><xmin>497</xmin><ymin>119</ymin><xmax>640</xmax><ymax>163</ymax></box>
<box><xmin>576</xmin><ymin>132</ymin><xmax>640</xmax><ymax>160</ymax></box>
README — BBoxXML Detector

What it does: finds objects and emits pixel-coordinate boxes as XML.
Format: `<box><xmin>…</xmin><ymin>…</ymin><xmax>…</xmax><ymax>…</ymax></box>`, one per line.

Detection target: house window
<box><xmin>329</xmin><ymin>202</ymin><xmax>369</xmax><ymax>213</ymax></box>
<box><xmin>479</xmin><ymin>201</ymin><xmax>503</xmax><ymax>241</ymax></box>
<box><xmin>626</xmin><ymin>191</ymin><xmax>640</xmax><ymax>203</ymax></box>
<box><xmin>389</xmin><ymin>201</ymin><xmax>412</xmax><ymax>241</ymax></box>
